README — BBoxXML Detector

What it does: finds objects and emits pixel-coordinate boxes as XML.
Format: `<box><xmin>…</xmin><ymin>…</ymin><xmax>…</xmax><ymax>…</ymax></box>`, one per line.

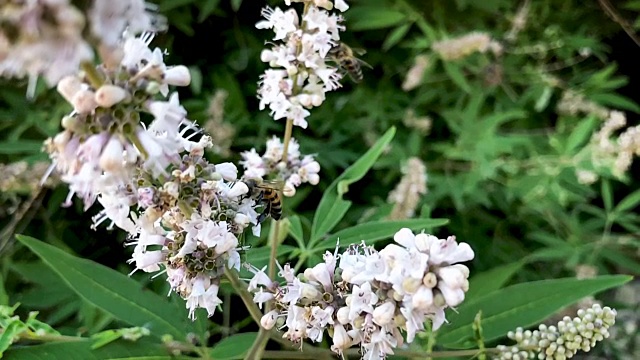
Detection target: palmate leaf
<box><xmin>16</xmin><ymin>235</ymin><xmax>194</xmax><ymax>341</ymax></box>
<box><xmin>436</xmin><ymin>275</ymin><xmax>632</xmax><ymax>348</ymax></box>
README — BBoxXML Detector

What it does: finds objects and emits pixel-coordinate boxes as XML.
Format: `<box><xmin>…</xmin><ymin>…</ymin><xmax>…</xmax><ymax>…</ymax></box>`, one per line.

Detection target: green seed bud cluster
<box><xmin>495</xmin><ymin>304</ymin><xmax>617</xmax><ymax>360</ymax></box>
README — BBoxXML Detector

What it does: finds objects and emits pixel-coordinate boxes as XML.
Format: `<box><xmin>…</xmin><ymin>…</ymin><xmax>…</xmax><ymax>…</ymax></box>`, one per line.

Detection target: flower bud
<box><xmin>372</xmin><ymin>301</ymin><xmax>396</xmax><ymax>325</ymax></box>
<box><xmin>234</xmin><ymin>213</ymin><xmax>250</xmax><ymax>227</ymax></box>
<box><xmin>164</xmin><ymin>66</ymin><xmax>191</xmax><ymax>86</ymax></box>
<box><xmin>228</xmin><ymin>182</ymin><xmax>249</xmax><ymax>198</ymax></box>
<box><xmin>412</xmin><ymin>287</ymin><xmax>434</xmax><ymax>309</ymax></box>
<box><xmin>95</xmin><ymin>85</ymin><xmax>127</xmax><ymax>107</ymax></box>
<box><xmin>261</xmin><ymin>310</ymin><xmax>278</xmax><ymax>330</ymax></box>
<box><xmin>72</xmin><ymin>89</ymin><xmax>98</xmax><ymax>113</ymax></box>
<box><xmin>283</xmin><ymin>183</ymin><xmax>296</xmax><ymax>197</ymax></box>
<box><xmin>99</xmin><ymin>136</ymin><xmax>125</xmax><ymax>172</ymax></box>
<box><xmin>331</xmin><ymin>324</ymin><xmax>351</xmax><ymax>351</ymax></box>
<box><xmin>61</xmin><ymin>115</ymin><xmax>79</xmax><ymax>131</ymax></box>
<box><xmin>57</xmin><ymin>75</ymin><xmax>83</xmax><ymax>104</ymax></box>
<box><xmin>402</xmin><ymin>277</ymin><xmax>422</xmax><ymax>294</ymax></box>
<box><xmin>423</xmin><ymin>272</ymin><xmax>437</xmax><ymax>288</ymax></box>
<box><xmin>214</xmin><ymin>163</ymin><xmax>238</xmax><ymax>181</ymax></box>
<box><xmin>336</xmin><ymin>306</ymin><xmax>350</xmax><ymax>324</ymax></box>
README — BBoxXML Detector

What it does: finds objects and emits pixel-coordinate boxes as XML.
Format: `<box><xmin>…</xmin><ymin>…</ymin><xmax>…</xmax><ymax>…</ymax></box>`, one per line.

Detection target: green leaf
<box><xmin>311</xmin><ymin>219</ymin><xmax>449</xmax><ymax>253</ymax></box>
<box><xmin>159</xmin><ymin>0</ymin><xmax>196</xmax><ymax>11</ymax></box>
<box><xmin>188</xmin><ymin>66</ymin><xmax>202</xmax><ymax>95</ymax></box>
<box><xmin>566</xmin><ymin>116</ymin><xmax>598</xmax><ymax>153</ymax></box>
<box><xmin>198</xmin><ymin>0</ymin><xmax>221</xmax><ymax>22</ymax></box>
<box><xmin>0</xmin><ymin>273</ymin><xmax>8</xmax><ymax>306</ymax></box>
<box><xmin>382</xmin><ymin>23</ymin><xmax>412</xmax><ymax>51</ymax></box>
<box><xmin>534</xmin><ymin>86</ymin><xmax>553</xmax><ymax>112</ymax></box>
<box><xmin>348</xmin><ymin>8</ymin><xmax>407</xmax><ymax>31</ymax></box>
<box><xmin>465</xmin><ymin>261</ymin><xmax>525</xmax><ymax>301</ymax></box>
<box><xmin>311</xmin><ymin>127</ymin><xmax>396</xmax><ymax>243</ymax></box>
<box><xmin>442</xmin><ymin>62</ymin><xmax>471</xmax><ymax>93</ymax></box>
<box><xmin>209</xmin><ymin>333</ymin><xmax>258</xmax><ymax>359</ymax></box>
<box><xmin>600</xmin><ymin>248</ymin><xmax>640</xmax><ymax>275</ymax></box>
<box><xmin>16</xmin><ymin>235</ymin><xmax>189</xmax><ymax>340</ymax></box>
<box><xmin>310</xmin><ymin>199</ymin><xmax>351</xmax><ymax>245</ymax></box>
<box><xmin>614</xmin><ymin>188</ymin><xmax>640</xmax><ymax>214</ymax></box>
<box><xmin>3</xmin><ymin>339</ymin><xmax>180</xmax><ymax>360</ymax></box>
<box><xmin>0</xmin><ymin>140</ymin><xmax>43</xmax><ymax>154</ymax></box>
<box><xmin>437</xmin><ymin>275</ymin><xmax>632</xmax><ymax>348</ymax></box>
<box><xmin>0</xmin><ymin>319</ymin><xmax>27</xmax><ymax>355</ymax></box>
<box><xmin>231</xmin><ymin>0</ymin><xmax>242</xmax><ymax>12</ymax></box>
<box><xmin>591</xmin><ymin>93</ymin><xmax>640</xmax><ymax>113</ymax></box>
<box><xmin>288</xmin><ymin>215</ymin><xmax>306</xmax><ymax>249</ymax></box>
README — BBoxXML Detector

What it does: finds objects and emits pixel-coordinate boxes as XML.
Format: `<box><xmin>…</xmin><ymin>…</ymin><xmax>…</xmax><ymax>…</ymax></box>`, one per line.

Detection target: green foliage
<box><xmin>2</xmin><ymin>0</ymin><xmax>639</xmax><ymax>359</ymax></box>
<box><xmin>15</xmin><ymin>236</ymin><xmax>200</xmax><ymax>341</ymax></box>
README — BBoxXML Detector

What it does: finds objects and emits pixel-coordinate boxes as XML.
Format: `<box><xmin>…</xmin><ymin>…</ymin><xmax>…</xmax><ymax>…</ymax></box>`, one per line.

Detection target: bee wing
<box><xmin>352</xmin><ymin>47</ymin><xmax>367</xmax><ymax>56</ymax></box>
<box><xmin>357</xmin><ymin>58</ymin><xmax>373</xmax><ymax>70</ymax></box>
<box><xmin>259</xmin><ymin>179</ymin><xmax>285</xmax><ymax>190</ymax></box>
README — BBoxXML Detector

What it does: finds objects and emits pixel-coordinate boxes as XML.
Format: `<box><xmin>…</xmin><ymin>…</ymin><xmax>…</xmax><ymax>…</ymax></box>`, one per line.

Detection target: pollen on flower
<box><xmin>246</xmin><ymin>228</ymin><xmax>474</xmax><ymax>360</ymax></box>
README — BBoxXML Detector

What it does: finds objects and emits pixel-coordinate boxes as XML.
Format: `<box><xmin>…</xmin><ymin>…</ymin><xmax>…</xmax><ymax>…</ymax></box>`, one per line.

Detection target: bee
<box><xmin>328</xmin><ymin>42</ymin><xmax>372</xmax><ymax>83</ymax></box>
<box><xmin>244</xmin><ymin>179</ymin><xmax>284</xmax><ymax>223</ymax></box>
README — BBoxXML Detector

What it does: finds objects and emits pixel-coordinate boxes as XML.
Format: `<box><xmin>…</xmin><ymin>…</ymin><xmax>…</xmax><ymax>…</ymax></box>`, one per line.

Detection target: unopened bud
<box><xmin>336</xmin><ymin>306</ymin><xmax>350</xmax><ymax>325</ymax></box>
<box><xmin>372</xmin><ymin>301</ymin><xmax>396</xmax><ymax>326</ymax></box>
<box><xmin>164</xmin><ymin>66</ymin><xmax>191</xmax><ymax>86</ymax></box>
<box><xmin>99</xmin><ymin>136</ymin><xmax>124</xmax><ymax>172</ymax></box>
<box><xmin>72</xmin><ymin>89</ymin><xmax>98</xmax><ymax>113</ymax></box>
<box><xmin>260</xmin><ymin>310</ymin><xmax>278</xmax><ymax>330</ymax></box>
<box><xmin>95</xmin><ymin>85</ymin><xmax>127</xmax><ymax>107</ymax></box>
<box><xmin>57</xmin><ymin>75</ymin><xmax>83</xmax><ymax>104</ymax></box>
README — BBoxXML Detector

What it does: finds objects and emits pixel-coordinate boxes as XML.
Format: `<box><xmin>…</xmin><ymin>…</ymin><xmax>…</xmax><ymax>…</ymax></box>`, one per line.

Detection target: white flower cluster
<box><xmin>0</xmin><ymin>0</ymin><xmax>92</xmax><ymax>89</ymax></box>
<box><xmin>43</xmin><ymin>32</ymin><xmax>263</xmax><ymax>318</ymax></box>
<box><xmin>256</xmin><ymin>0</ymin><xmax>349</xmax><ymax>129</ymax></box>
<box><xmin>247</xmin><ymin>228</ymin><xmax>475</xmax><ymax>360</ymax></box>
<box><xmin>0</xmin><ymin>0</ymin><xmax>162</xmax><ymax>93</ymax></box>
<box><xmin>240</xmin><ymin>136</ymin><xmax>320</xmax><ymax>197</ymax></box>
<box><xmin>495</xmin><ymin>304</ymin><xmax>617</xmax><ymax>360</ymax></box>
<box><xmin>574</xmin><ymin>110</ymin><xmax>640</xmax><ymax>184</ymax></box>
<box><xmin>432</xmin><ymin>32</ymin><xmax>503</xmax><ymax>61</ymax></box>
<box><xmin>45</xmin><ymin>32</ymin><xmax>192</xmax><ymax>208</ymax></box>
<box><xmin>126</xmin><ymin>150</ymin><xmax>261</xmax><ymax>319</ymax></box>
<box><xmin>387</xmin><ymin>157</ymin><xmax>428</xmax><ymax>220</ymax></box>
<box><xmin>88</xmin><ymin>0</ymin><xmax>166</xmax><ymax>50</ymax></box>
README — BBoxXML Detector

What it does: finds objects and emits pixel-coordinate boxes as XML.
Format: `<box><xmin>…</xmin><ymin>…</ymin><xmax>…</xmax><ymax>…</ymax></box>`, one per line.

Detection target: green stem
<box><xmin>80</xmin><ymin>61</ymin><xmax>104</xmax><ymax>89</ymax></box>
<box><xmin>280</xmin><ymin>119</ymin><xmax>294</xmax><ymax>164</ymax></box>
<box><xmin>267</xmin><ymin>218</ymin><xmax>281</xmax><ymax>308</ymax></box>
<box><xmin>261</xmin><ymin>350</ymin><xmax>333</xmax><ymax>359</ymax></box>
<box><xmin>223</xmin><ymin>267</ymin><xmax>263</xmax><ymax>324</ymax></box>
<box><xmin>244</xmin><ymin>329</ymin><xmax>271</xmax><ymax>360</ymax></box>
